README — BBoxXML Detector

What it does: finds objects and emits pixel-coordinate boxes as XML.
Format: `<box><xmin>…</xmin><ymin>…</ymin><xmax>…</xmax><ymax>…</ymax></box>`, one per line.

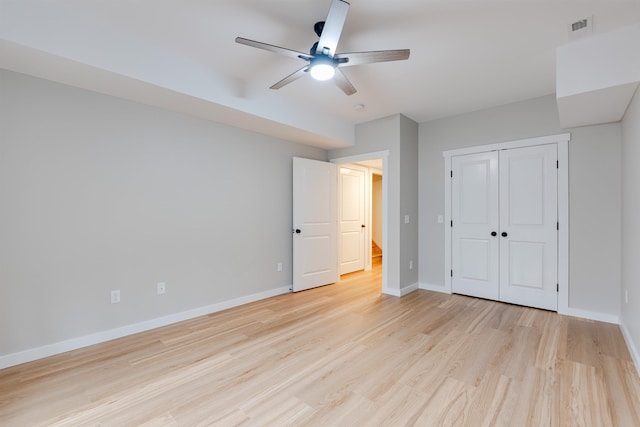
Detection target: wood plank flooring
<box><xmin>1</xmin><ymin>260</ymin><xmax>639</xmax><ymax>426</ymax></box>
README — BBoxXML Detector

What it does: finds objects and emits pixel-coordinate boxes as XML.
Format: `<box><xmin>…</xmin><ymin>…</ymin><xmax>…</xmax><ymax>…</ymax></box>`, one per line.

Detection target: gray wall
<box><xmin>0</xmin><ymin>70</ymin><xmax>326</xmax><ymax>356</ymax></box>
<box><xmin>400</xmin><ymin>115</ymin><xmax>419</xmax><ymax>288</ymax></box>
<box><xmin>3</xmin><ymin>68</ymin><xmax>630</xmax><ymax>362</ymax></box>
<box><xmin>621</xmin><ymin>88</ymin><xmax>640</xmax><ymax>361</ymax></box>
<box><xmin>329</xmin><ymin>114</ymin><xmax>419</xmax><ymax>292</ymax></box>
<box><xmin>419</xmin><ymin>94</ymin><xmax>622</xmax><ymax>317</ymax></box>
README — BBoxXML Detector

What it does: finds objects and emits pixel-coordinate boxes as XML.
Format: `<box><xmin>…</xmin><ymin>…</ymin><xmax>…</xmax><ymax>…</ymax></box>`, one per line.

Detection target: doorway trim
<box><xmin>443</xmin><ymin>133</ymin><xmax>570</xmax><ymax>314</ymax></box>
<box><xmin>331</xmin><ymin>150</ymin><xmax>389</xmax><ymax>292</ymax></box>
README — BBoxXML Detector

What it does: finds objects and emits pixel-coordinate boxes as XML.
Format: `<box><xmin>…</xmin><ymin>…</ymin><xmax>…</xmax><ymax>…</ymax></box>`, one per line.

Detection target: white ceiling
<box><xmin>1</xmin><ymin>0</ymin><xmax>639</xmax><ymax>148</ymax></box>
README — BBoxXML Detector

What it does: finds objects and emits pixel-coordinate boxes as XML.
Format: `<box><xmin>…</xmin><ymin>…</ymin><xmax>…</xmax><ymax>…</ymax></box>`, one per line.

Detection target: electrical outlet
<box><xmin>111</xmin><ymin>290</ymin><xmax>120</xmax><ymax>304</ymax></box>
<box><xmin>277</xmin><ymin>262</ymin><xmax>283</xmax><ymax>272</ymax></box>
<box><xmin>404</xmin><ymin>214</ymin><xmax>410</xmax><ymax>224</ymax></box>
<box><xmin>437</xmin><ymin>215</ymin><xmax>444</xmax><ymax>224</ymax></box>
<box><xmin>157</xmin><ymin>282</ymin><xmax>166</xmax><ymax>295</ymax></box>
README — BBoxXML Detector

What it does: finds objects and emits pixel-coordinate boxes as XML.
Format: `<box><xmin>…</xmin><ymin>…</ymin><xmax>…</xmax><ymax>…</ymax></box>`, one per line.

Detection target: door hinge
<box><xmin>451</xmin><ymin>170</ymin><xmax>453</xmax><ymax>178</ymax></box>
<box><xmin>557</xmin><ymin>160</ymin><xmax>559</xmax><ymax>169</ymax></box>
<box><xmin>451</xmin><ymin>220</ymin><xmax>453</xmax><ymax>227</ymax></box>
<box><xmin>451</xmin><ymin>269</ymin><xmax>453</xmax><ymax>277</ymax></box>
<box><xmin>557</xmin><ymin>284</ymin><xmax>559</xmax><ymax>292</ymax></box>
<box><xmin>557</xmin><ymin>222</ymin><xmax>559</xmax><ymax>230</ymax></box>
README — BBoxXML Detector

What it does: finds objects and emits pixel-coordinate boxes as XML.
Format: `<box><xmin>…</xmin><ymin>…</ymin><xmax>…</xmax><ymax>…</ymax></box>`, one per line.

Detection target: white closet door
<box><xmin>451</xmin><ymin>152</ymin><xmax>500</xmax><ymax>300</ymax></box>
<box><xmin>499</xmin><ymin>144</ymin><xmax>558</xmax><ymax>310</ymax></box>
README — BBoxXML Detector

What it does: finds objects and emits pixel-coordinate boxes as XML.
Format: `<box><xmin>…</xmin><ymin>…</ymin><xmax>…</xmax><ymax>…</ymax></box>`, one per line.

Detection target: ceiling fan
<box><xmin>235</xmin><ymin>0</ymin><xmax>410</xmax><ymax>96</ymax></box>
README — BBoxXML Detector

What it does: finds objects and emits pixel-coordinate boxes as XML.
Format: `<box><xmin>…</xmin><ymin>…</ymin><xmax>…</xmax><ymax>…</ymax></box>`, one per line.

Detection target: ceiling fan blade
<box><xmin>236</xmin><ymin>37</ymin><xmax>313</xmax><ymax>61</ymax></box>
<box><xmin>333</xmin><ymin>69</ymin><xmax>357</xmax><ymax>96</ymax></box>
<box><xmin>270</xmin><ymin>66</ymin><xmax>309</xmax><ymax>90</ymax></box>
<box><xmin>336</xmin><ymin>49</ymin><xmax>410</xmax><ymax>67</ymax></box>
<box><xmin>316</xmin><ymin>0</ymin><xmax>350</xmax><ymax>57</ymax></box>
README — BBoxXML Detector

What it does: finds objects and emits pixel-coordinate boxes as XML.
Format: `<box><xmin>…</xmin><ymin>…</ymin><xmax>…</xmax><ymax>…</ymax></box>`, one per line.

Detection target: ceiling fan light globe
<box><xmin>310</xmin><ymin>63</ymin><xmax>335</xmax><ymax>81</ymax></box>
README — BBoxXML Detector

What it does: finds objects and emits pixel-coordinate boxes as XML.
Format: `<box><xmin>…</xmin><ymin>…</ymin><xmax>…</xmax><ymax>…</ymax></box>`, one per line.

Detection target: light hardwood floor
<box><xmin>1</xmin><ymin>259</ymin><xmax>639</xmax><ymax>426</ymax></box>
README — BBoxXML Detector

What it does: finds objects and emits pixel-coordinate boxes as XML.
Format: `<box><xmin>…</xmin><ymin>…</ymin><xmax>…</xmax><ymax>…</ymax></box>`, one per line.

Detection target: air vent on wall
<box><xmin>568</xmin><ymin>16</ymin><xmax>593</xmax><ymax>40</ymax></box>
<box><xmin>572</xmin><ymin>19</ymin><xmax>588</xmax><ymax>32</ymax></box>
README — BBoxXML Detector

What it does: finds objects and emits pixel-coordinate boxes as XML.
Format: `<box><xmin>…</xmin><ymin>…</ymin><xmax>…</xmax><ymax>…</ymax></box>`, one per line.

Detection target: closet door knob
<box><xmin>501</xmin><ymin>232</ymin><xmax>508</xmax><ymax>237</ymax></box>
<box><xmin>491</xmin><ymin>231</ymin><xmax>497</xmax><ymax>237</ymax></box>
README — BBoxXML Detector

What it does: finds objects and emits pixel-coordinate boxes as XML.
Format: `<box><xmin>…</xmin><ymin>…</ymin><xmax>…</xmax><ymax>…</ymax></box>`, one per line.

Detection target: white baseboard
<box><xmin>383</xmin><ymin>282</ymin><xmax>419</xmax><ymax>297</ymax></box>
<box><xmin>560</xmin><ymin>307</ymin><xmax>620</xmax><ymax>324</ymax></box>
<box><xmin>0</xmin><ymin>286</ymin><xmax>291</xmax><ymax>370</ymax></box>
<box><xmin>620</xmin><ymin>319</ymin><xmax>640</xmax><ymax>377</ymax></box>
<box><xmin>400</xmin><ymin>282</ymin><xmax>419</xmax><ymax>296</ymax></box>
<box><xmin>419</xmin><ymin>282</ymin><xmax>451</xmax><ymax>294</ymax></box>
<box><xmin>382</xmin><ymin>287</ymin><xmax>401</xmax><ymax>297</ymax></box>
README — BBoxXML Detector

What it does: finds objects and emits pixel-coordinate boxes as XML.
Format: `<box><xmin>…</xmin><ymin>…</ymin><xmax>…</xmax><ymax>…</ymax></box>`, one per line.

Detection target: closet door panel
<box><xmin>499</xmin><ymin>144</ymin><xmax>558</xmax><ymax>310</ymax></box>
<box><xmin>451</xmin><ymin>152</ymin><xmax>499</xmax><ymax>300</ymax></box>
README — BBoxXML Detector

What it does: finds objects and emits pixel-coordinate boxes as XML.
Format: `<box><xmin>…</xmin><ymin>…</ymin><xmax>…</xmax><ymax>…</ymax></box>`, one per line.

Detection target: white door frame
<box><xmin>443</xmin><ymin>133</ymin><xmax>570</xmax><ymax>314</ymax></box>
<box><xmin>331</xmin><ymin>151</ymin><xmax>389</xmax><ymax>292</ymax></box>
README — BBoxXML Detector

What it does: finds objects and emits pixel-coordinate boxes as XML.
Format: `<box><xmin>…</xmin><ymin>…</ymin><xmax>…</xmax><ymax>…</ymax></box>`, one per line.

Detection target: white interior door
<box><xmin>451</xmin><ymin>152</ymin><xmax>500</xmax><ymax>300</ymax></box>
<box><xmin>292</xmin><ymin>157</ymin><xmax>338</xmax><ymax>292</ymax></box>
<box><xmin>339</xmin><ymin>166</ymin><xmax>366</xmax><ymax>275</ymax></box>
<box><xmin>499</xmin><ymin>145</ymin><xmax>558</xmax><ymax>310</ymax></box>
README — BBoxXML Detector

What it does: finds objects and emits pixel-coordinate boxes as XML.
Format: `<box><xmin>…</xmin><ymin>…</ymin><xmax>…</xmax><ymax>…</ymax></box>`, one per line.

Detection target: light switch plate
<box><xmin>111</xmin><ymin>290</ymin><xmax>120</xmax><ymax>304</ymax></box>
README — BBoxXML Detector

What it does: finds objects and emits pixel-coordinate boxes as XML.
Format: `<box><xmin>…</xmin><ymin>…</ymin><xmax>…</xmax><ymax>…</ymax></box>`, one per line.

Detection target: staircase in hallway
<box><xmin>372</xmin><ymin>241</ymin><xmax>382</xmax><ymax>258</ymax></box>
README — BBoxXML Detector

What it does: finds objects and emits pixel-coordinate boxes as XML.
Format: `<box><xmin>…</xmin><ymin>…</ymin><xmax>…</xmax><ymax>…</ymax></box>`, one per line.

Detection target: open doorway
<box><xmin>331</xmin><ymin>151</ymin><xmax>388</xmax><ymax>291</ymax></box>
<box><xmin>371</xmin><ymin>172</ymin><xmax>383</xmax><ymax>263</ymax></box>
